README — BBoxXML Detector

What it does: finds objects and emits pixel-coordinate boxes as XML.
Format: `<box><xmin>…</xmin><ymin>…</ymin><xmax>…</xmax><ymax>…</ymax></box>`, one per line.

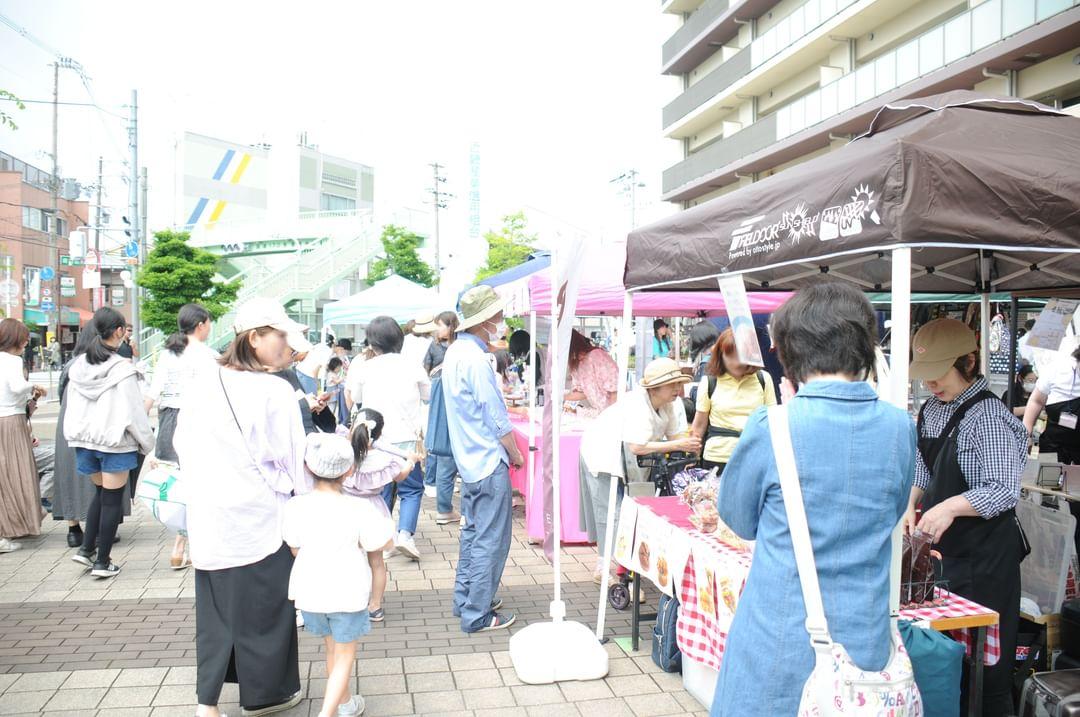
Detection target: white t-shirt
<box><xmin>579</xmin><ymin>387</ymin><xmax>687</xmax><ymax>478</ymax></box>
<box><xmin>1036</xmin><ymin>355</ymin><xmax>1080</xmax><ymax>406</ymax></box>
<box><xmin>283</xmin><ymin>490</ymin><xmax>395</xmax><ymax>614</ymax></box>
<box><xmin>296</xmin><ymin>343</ymin><xmax>333</xmax><ymax>380</ymax></box>
<box><xmin>345</xmin><ymin>353</ymin><xmax>431</xmax><ymax>444</ymax></box>
<box><xmin>402</xmin><ymin>334</ymin><xmax>432</xmax><ymax>372</ymax></box>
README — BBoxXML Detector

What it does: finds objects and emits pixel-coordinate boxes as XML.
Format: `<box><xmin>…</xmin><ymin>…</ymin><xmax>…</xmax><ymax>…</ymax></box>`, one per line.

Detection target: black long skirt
<box><xmin>194</xmin><ymin>542</ymin><xmax>300</xmax><ymax>707</ymax></box>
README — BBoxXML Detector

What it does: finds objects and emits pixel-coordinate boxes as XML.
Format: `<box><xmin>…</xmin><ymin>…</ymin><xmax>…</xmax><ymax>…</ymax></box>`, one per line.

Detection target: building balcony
<box><xmin>662</xmin><ymin>0</ymin><xmax>1080</xmax><ymax>201</ymax></box>
<box><xmin>663</xmin><ymin>0</ymin><xmax>707</xmax><ymax>14</ymax></box>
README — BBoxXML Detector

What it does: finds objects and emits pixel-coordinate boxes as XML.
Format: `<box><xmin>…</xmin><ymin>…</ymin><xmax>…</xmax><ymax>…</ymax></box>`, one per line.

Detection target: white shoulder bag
<box><xmin>767</xmin><ymin>405</ymin><xmax>922</xmax><ymax>716</ymax></box>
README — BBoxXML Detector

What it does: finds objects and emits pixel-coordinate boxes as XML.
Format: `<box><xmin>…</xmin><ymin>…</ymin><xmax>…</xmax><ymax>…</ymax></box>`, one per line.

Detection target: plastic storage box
<box><xmin>682</xmin><ymin>658</ymin><xmax>718</xmax><ymax>711</ymax></box>
<box><xmin>1017</xmin><ymin>496</ymin><xmax>1077</xmax><ymax>616</ymax></box>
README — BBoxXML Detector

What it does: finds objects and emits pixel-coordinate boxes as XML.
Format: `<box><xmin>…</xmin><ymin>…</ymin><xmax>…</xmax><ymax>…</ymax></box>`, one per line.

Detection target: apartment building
<box><xmin>0</xmin><ymin>150</ymin><xmax>94</xmax><ymax>354</ymax></box>
<box><xmin>660</xmin><ymin>0</ymin><xmax>1080</xmax><ymax>206</ymax></box>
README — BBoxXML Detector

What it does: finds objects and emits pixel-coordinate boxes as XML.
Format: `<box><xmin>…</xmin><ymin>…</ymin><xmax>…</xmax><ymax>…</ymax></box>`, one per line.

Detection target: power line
<box><xmin>0</xmin><ymin>97</ymin><xmax>125</xmax><ymax>116</ymax></box>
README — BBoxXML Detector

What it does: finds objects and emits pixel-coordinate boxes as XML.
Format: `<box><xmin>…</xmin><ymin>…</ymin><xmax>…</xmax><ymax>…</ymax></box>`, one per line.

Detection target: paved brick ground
<box><xmin>0</xmin><ymin>449</ymin><xmax>706</xmax><ymax>716</ymax></box>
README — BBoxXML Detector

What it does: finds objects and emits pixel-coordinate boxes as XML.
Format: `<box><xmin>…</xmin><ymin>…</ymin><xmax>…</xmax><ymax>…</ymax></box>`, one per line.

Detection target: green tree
<box><xmin>1</xmin><ymin>90</ymin><xmax>25</xmax><ymax>131</ymax></box>
<box><xmin>474</xmin><ymin>211</ymin><xmax>537</xmax><ymax>283</ymax></box>
<box><xmin>136</xmin><ymin>229</ymin><xmax>241</xmax><ymax>333</ymax></box>
<box><xmin>367</xmin><ymin>224</ymin><xmax>435</xmax><ymax>287</ymax></box>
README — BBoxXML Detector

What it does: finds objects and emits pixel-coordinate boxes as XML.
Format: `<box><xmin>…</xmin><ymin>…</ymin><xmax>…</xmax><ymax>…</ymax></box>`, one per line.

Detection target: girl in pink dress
<box><xmin>342</xmin><ymin>408</ymin><xmax>419</xmax><ymax>622</ymax></box>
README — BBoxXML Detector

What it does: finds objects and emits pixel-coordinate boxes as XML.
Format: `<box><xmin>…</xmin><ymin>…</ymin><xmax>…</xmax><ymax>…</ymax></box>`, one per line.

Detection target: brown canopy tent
<box><xmin>625</xmin><ymin>91</ymin><xmax>1080</xmax><ymax>297</ymax></box>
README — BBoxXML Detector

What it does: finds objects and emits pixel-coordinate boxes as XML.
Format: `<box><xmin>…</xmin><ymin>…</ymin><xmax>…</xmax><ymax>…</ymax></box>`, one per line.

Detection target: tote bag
<box><xmin>135</xmin><ymin>464</ymin><xmax>187</xmax><ymax>533</ymax></box>
<box><xmin>768</xmin><ymin>406</ymin><xmax>922</xmax><ymax>716</ymax></box>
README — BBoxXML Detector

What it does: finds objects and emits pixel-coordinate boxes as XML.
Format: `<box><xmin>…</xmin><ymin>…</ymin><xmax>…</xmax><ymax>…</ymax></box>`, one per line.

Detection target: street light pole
<box><xmin>127</xmin><ymin>90</ymin><xmax>140</xmax><ymax>353</ymax></box>
<box><xmin>50</xmin><ymin>61</ymin><xmax>59</xmax><ymax>338</ymax></box>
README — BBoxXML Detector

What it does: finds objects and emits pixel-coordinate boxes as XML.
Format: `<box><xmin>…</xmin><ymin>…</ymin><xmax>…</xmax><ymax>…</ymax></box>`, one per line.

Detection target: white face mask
<box><xmin>1023</xmin><ymin>381</ymin><xmax>1037</xmax><ymax>393</ymax></box>
<box><xmin>487</xmin><ymin>320</ymin><xmax>507</xmax><ymax>343</ymax></box>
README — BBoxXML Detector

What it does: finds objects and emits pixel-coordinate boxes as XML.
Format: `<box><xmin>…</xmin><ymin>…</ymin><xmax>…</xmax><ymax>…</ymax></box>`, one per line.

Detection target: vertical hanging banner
<box><xmin>541</xmin><ymin>236</ymin><xmax>587</xmax><ymax>561</ymax></box>
<box><xmin>717</xmin><ymin>275</ymin><xmax>764</xmax><ymax>367</ymax></box>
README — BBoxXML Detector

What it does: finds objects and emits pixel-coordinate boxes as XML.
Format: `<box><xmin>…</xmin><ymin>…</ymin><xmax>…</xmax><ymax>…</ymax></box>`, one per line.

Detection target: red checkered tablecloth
<box><xmin>623</xmin><ymin>498</ymin><xmax>1001</xmax><ymax>671</ymax></box>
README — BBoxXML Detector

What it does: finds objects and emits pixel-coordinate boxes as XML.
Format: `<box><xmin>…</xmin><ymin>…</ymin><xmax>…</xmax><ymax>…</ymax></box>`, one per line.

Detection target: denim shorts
<box><xmin>74</xmin><ymin>448</ymin><xmax>139</xmax><ymax>475</ymax></box>
<box><xmin>301</xmin><ymin>610</ymin><xmax>371</xmax><ymax>643</ymax></box>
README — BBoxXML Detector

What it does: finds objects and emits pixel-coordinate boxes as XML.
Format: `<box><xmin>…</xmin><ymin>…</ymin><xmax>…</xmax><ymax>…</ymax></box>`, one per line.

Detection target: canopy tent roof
<box><xmin>495</xmin><ymin>242</ymin><xmax>793</xmax><ymax>316</ymax></box>
<box><xmin>624</xmin><ymin>92</ymin><xmax>1080</xmax><ymax>295</ymax></box>
<box><xmin>323</xmin><ymin>274</ymin><xmax>439</xmax><ymax>326</ymax></box>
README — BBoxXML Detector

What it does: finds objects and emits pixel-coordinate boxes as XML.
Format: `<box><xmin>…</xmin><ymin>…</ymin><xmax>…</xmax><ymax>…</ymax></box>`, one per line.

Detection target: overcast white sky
<box><xmin>0</xmin><ymin>0</ymin><xmax>683</xmax><ymax>275</ymax></box>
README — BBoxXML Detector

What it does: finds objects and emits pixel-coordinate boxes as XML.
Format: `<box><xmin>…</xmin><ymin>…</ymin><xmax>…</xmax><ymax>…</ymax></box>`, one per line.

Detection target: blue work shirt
<box><xmin>442</xmin><ymin>332</ymin><xmax>512</xmax><ymax>482</ymax></box>
<box><xmin>711</xmin><ymin>380</ymin><xmax>915</xmax><ymax>716</ymax></box>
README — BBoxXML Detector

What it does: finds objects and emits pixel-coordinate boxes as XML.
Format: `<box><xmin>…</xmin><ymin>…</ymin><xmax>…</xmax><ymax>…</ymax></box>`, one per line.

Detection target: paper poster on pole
<box><xmin>81</xmin><ymin>268</ymin><xmax>101</xmax><ymax>290</ymax></box>
<box><xmin>717</xmin><ymin>275</ymin><xmax>764</xmax><ymax>367</ymax></box>
<box><xmin>1027</xmin><ymin>299</ymin><xmax>1080</xmax><ymax>351</ymax></box>
<box><xmin>541</xmin><ymin>236</ymin><xmax>586</xmax><ymax>561</ymax></box>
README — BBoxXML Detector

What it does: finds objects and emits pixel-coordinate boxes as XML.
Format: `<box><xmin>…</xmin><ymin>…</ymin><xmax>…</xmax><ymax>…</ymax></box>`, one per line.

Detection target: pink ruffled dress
<box><xmin>341</xmin><ymin>443</ymin><xmax>407</xmax><ymax>521</ymax></box>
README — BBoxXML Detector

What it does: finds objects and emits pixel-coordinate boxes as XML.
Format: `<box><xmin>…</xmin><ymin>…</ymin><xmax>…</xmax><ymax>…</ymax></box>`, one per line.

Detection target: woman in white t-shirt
<box><xmin>285</xmin><ymin>432</ymin><xmax>394</xmax><ymax>717</ymax></box>
<box><xmin>577</xmin><ymin>358</ymin><xmax>701</xmax><ymax>583</ymax></box>
<box><xmin>1024</xmin><ymin>346</ymin><xmax>1080</xmax><ymax>464</ymax></box>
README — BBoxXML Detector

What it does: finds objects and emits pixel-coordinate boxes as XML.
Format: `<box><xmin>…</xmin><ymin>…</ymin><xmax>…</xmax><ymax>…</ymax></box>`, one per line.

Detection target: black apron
<box><xmin>917</xmin><ymin>390</ymin><xmax>1025</xmax><ymax>717</ymax></box>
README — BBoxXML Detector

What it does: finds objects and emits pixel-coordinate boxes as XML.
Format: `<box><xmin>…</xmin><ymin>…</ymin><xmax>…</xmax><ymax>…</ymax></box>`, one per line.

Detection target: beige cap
<box><xmin>233</xmin><ymin>297</ymin><xmax>313</xmax><ymax>353</ymax></box>
<box><xmin>640</xmin><ymin>358</ymin><xmax>692</xmax><ymax>389</ymax></box>
<box><xmin>909</xmin><ymin>318</ymin><xmax>977</xmax><ymax>381</ymax></box>
<box><xmin>413</xmin><ymin>313</ymin><xmax>438</xmax><ymax>334</ymax></box>
<box><xmin>458</xmin><ymin>285</ymin><xmax>507</xmax><ymax>330</ymax></box>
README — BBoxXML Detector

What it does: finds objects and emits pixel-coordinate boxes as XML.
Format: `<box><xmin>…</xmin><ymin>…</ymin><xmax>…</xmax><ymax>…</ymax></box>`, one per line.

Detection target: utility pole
<box><xmin>127</xmin><ymin>90</ymin><xmax>140</xmax><ymax>353</ymax></box>
<box><xmin>610</xmin><ymin>169</ymin><xmax>645</xmax><ymax>229</ymax></box>
<box><xmin>426</xmin><ymin>162</ymin><xmax>452</xmax><ymax>285</ymax></box>
<box><xmin>50</xmin><ymin>61</ymin><xmax>59</xmax><ymax>337</ymax></box>
<box><xmin>94</xmin><ymin>156</ymin><xmax>102</xmax><ymax>310</ymax></box>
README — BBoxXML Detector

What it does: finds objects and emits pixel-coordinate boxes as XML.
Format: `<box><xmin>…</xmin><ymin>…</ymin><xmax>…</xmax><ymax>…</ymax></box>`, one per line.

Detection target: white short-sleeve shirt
<box><xmin>1036</xmin><ymin>355</ymin><xmax>1080</xmax><ymax>406</ymax></box>
<box><xmin>283</xmin><ymin>490</ymin><xmax>395</xmax><ymax>613</ymax></box>
<box><xmin>579</xmin><ymin>387</ymin><xmax>687</xmax><ymax>478</ymax></box>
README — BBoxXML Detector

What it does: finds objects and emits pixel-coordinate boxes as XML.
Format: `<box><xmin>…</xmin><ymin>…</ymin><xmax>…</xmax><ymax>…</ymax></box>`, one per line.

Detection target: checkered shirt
<box><xmin>914</xmin><ymin>378</ymin><xmax>1028</xmax><ymax>518</ymax></box>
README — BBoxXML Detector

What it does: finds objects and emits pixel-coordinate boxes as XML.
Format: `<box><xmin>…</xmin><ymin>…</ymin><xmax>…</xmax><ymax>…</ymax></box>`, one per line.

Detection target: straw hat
<box><xmin>909</xmin><ymin>318</ymin><xmax>977</xmax><ymax>381</ymax></box>
<box><xmin>640</xmin><ymin>358</ymin><xmax>692</xmax><ymax>389</ymax></box>
<box><xmin>413</xmin><ymin>313</ymin><xmax>438</xmax><ymax>334</ymax></box>
<box><xmin>458</xmin><ymin>285</ymin><xmax>507</xmax><ymax>330</ymax></box>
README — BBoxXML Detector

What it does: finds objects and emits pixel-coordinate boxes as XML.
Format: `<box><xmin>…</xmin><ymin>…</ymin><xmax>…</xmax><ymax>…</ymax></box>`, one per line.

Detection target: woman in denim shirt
<box><xmin>711</xmin><ymin>281</ymin><xmax>915</xmax><ymax>716</ymax></box>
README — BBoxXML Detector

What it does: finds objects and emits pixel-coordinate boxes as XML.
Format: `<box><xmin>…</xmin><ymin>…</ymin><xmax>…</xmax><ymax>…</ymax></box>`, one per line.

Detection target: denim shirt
<box><xmin>711</xmin><ymin>380</ymin><xmax>915</xmax><ymax>716</ymax></box>
<box><xmin>441</xmin><ymin>332</ymin><xmax>512</xmax><ymax>482</ymax></box>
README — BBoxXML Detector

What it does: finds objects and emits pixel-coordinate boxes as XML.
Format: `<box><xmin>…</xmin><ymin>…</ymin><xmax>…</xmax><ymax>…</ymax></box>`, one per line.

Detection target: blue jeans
<box><xmin>453</xmin><ymin>462</ymin><xmax>512</xmax><ymax>632</ymax></box>
<box><xmin>381</xmin><ymin>443</ymin><xmax>424</xmax><ymax>535</ymax></box>
<box><xmin>426</xmin><ymin>453</ymin><xmax>458</xmax><ymax>514</ymax></box>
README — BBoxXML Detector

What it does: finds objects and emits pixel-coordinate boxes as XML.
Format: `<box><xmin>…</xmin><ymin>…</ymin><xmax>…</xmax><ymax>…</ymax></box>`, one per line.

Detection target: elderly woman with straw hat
<box><xmin>578</xmin><ymin>358</ymin><xmax>702</xmax><ymax>584</ymax></box>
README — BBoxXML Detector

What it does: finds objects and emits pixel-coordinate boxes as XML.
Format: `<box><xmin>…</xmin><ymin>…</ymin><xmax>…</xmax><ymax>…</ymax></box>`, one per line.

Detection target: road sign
<box><xmin>40</xmin><ymin>300</ymin><xmax>55</xmax><ymax>312</ymax></box>
<box><xmin>124</xmin><ymin>241</ymin><xmax>139</xmax><ymax>258</ymax></box>
<box><xmin>60</xmin><ymin>255</ymin><xmax>70</xmax><ymax>266</ymax></box>
<box><xmin>40</xmin><ymin>266</ymin><xmax>55</xmax><ymax>281</ymax></box>
<box><xmin>71</xmin><ymin>256</ymin><xmax>83</xmax><ymax>266</ymax></box>
<box><xmin>125</xmin><ymin>258</ymin><xmax>138</xmax><ymax>265</ymax></box>
<box><xmin>112</xmin><ymin>287</ymin><xmax>125</xmax><ymax>306</ymax></box>
<box><xmin>60</xmin><ymin>276</ymin><xmax>75</xmax><ymax>287</ymax></box>
<box><xmin>82</xmin><ymin>268</ymin><xmax>101</xmax><ymax>290</ymax></box>
<box><xmin>41</xmin><ymin>288</ymin><xmax>52</xmax><ymax>298</ymax></box>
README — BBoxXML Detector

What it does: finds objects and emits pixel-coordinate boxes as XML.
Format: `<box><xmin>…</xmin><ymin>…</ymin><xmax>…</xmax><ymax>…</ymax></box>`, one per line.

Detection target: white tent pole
<box><xmin>980</xmin><ymin>293</ymin><xmax>991</xmax><ymax>377</ymax></box>
<box><xmin>889</xmin><ymin>247</ymin><xmax>911</xmax><ymax>619</ymax></box>
<box><xmin>550</xmin><ymin>249</ymin><xmax>563</xmax><ymax>618</ymax></box>
<box><xmin>528</xmin><ymin>310</ymin><xmax>537</xmax><ymax>500</ymax></box>
<box><xmin>674</xmin><ymin>317</ymin><xmax>681</xmax><ymax>364</ymax></box>
<box><xmin>595</xmin><ymin>290</ymin><xmax>634</xmax><ymax>641</ymax></box>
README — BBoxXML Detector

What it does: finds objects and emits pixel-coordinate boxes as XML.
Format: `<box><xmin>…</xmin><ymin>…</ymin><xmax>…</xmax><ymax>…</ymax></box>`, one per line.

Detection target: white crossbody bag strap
<box><xmin>768</xmin><ymin>405</ymin><xmax>832</xmax><ymax>650</ymax></box>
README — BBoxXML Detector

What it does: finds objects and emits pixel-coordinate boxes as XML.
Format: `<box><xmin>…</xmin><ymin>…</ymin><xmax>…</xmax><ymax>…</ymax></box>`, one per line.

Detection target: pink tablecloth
<box><xmin>508</xmin><ymin>416</ymin><xmax>592</xmax><ymax>544</ymax></box>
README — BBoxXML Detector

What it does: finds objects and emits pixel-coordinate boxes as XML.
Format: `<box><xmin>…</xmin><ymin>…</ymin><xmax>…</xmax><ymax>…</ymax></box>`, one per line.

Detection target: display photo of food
<box><xmin>638</xmin><ymin>541</ymin><xmax>651</xmax><ymax>572</ymax></box>
<box><xmin>656</xmin><ymin>556</ymin><xmax>669</xmax><ymax>588</ymax></box>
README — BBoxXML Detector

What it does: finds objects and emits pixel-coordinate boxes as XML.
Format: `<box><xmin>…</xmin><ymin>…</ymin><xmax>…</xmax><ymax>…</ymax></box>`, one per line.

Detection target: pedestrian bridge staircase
<box><xmin>139</xmin><ymin>212</ymin><xmax>382</xmax><ymax>357</ymax></box>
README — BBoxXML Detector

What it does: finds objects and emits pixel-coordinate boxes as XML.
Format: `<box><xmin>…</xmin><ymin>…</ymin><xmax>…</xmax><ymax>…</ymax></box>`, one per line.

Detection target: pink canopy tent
<box><xmin>521</xmin><ymin>242</ymin><xmax>792</xmax><ymax>316</ymax></box>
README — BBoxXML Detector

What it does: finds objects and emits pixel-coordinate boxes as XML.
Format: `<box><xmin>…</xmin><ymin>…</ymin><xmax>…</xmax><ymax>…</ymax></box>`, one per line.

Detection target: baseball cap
<box><xmin>233</xmin><ymin>297</ymin><xmax>313</xmax><ymax>353</ymax></box>
<box><xmin>304</xmin><ymin>433</ymin><xmax>354</xmax><ymax>480</ymax></box>
<box><xmin>909</xmin><ymin>318</ymin><xmax>977</xmax><ymax>381</ymax></box>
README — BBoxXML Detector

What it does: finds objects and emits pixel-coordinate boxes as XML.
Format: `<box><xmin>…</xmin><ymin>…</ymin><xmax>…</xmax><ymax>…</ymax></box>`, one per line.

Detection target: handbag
<box><xmin>767</xmin><ymin>405</ymin><xmax>922</xmax><ymax>716</ymax></box>
<box><xmin>135</xmin><ymin>463</ymin><xmax>187</xmax><ymax>533</ymax></box>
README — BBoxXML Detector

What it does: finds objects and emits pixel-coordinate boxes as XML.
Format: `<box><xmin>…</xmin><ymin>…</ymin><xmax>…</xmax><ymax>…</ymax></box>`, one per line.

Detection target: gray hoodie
<box><xmin>63</xmin><ymin>353</ymin><xmax>155</xmax><ymax>455</ymax></box>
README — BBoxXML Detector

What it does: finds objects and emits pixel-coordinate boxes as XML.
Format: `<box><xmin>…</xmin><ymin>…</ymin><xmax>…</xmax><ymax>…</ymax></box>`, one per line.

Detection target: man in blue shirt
<box><xmin>442</xmin><ymin>285</ymin><xmax>525</xmax><ymax>633</ymax></box>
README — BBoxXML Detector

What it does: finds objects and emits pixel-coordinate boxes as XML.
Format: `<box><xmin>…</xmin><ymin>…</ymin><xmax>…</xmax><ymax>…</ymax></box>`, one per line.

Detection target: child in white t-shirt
<box><xmin>283</xmin><ymin>432</ymin><xmax>394</xmax><ymax>717</ymax></box>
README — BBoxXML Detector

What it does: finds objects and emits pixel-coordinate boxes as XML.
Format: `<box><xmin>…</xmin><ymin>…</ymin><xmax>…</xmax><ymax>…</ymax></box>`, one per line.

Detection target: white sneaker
<box><xmin>423</xmin><ymin>484</ymin><xmax>436</xmax><ymax>498</ymax></box>
<box><xmin>0</xmin><ymin>538</ymin><xmax>20</xmax><ymax>553</ymax></box>
<box><xmin>337</xmin><ymin>694</ymin><xmax>365</xmax><ymax>716</ymax></box>
<box><xmin>395</xmin><ymin>533</ymin><xmax>420</xmax><ymax>560</ymax></box>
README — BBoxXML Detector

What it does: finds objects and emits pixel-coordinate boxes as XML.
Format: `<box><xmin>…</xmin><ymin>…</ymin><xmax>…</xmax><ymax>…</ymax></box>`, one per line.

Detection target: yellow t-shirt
<box><xmin>696</xmin><ymin>371</ymin><xmax>777</xmax><ymax>463</ymax></box>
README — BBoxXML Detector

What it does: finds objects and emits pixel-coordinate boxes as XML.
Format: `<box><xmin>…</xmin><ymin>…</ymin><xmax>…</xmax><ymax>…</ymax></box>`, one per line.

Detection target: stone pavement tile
<box><xmin>151</xmin><ymin>705</ymin><xmax>199</xmax><ymax>717</ymax></box>
<box><xmin>462</xmin><ymin>685</ymin><xmax>516</xmax><ymax>709</ymax></box>
<box><xmin>162</xmin><ymin>665</ymin><xmax>196</xmax><ymax>685</ymax></box>
<box><xmin>100</xmin><ymin>709</ymin><xmax>156</xmax><ymax>717</ymax></box>
<box><xmin>453</xmin><ymin>667</ymin><xmax>504</xmax><ymax>689</ymax></box>
<box><xmin>526</xmin><ymin>703</ymin><xmax>582</xmax><ymax>717</ymax></box>
<box><xmin>6</xmin><ymin>669</ymin><xmax>69</xmax><ymax>692</ymax></box>
<box><xmin>362</xmin><ymin>692</ymin><xmax>413</xmax><ymax>716</ymax></box>
<box><xmin>356</xmin><ymin>672</ymin><xmax>406</xmax><ymax>696</ymax></box>
<box><xmin>97</xmin><ymin>684</ymin><xmax>161</xmax><ymax>709</ymax></box>
<box><xmin>0</xmin><ymin>689</ymin><xmax>52</xmax><ymax>715</ymax></box>
<box><xmin>574</xmin><ymin>697</ymin><xmax>635</xmax><ymax>716</ymax></box>
<box><xmin>492</xmin><ymin>650</ymin><xmax>513</xmax><ymax>668</ymax></box>
<box><xmin>604</xmin><ymin>674</ymin><xmax>659</xmax><ymax>696</ymax></box>
<box><xmin>41</xmin><ymin>687</ymin><xmax>106</xmax><ymax>711</ymax></box>
<box><xmin>473</xmin><ymin>708</ymin><xmax>529</xmax><ymax>717</ymax></box>
<box><xmin>60</xmin><ymin>667</ymin><xmax>120</xmax><ymax>688</ymax></box>
<box><xmin>0</xmin><ymin>673</ymin><xmax>17</xmax><ymax>692</ymax></box>
<box><xmin>113</xmin><ymin>665</ymin><xmax>168</xmax><ymax>687</ymax></box>
<box><xmin>403</xmin><ymin>654</ymin><xmax>449</xmax><ymax>673</ymax></box>
<box><xmin>406</xmin><ymin>669</ymin><xmax>457</xmax><ymax>692</ymax></box>
<box><xmin>499</xmin><ymin>667</ymin><xmax>524</xmax><ymax>686</ymax></box>
<box><xmin>674</xmin><ymin>690</ymin><xmax>706</xmax><ymax>713</ymax></box>
<box><xmin>412</xmin><ymin>688</ymin><xmax>467</xmax><ymax>713</ymax></box>
<box><xmin>152</xmin><ymin>683</ymin><xmax>195</xmax><ymax>706</ymax></box>
<box><xmin>511</xmin><ymin>683</ymin><xmax>564</xmax><ymax>706</ymax></box>
<box><xmin>624</xmin><ymin>692</ymin><xmax>686</xmax><ymax>716</ymax></box>
<box><xmin>606</xmin><ymin>657</ymin><xmax>642</xmax><ymax>676</ymax></box>
<box><xmin>648</xmin><ymin>671</ymin><xmax>684</xmax><ymax>691</ymax></box>
<box><xmin>559</xmin><ymin>678</ymin><xmax>615</xmax><ymax>702</ymax></box>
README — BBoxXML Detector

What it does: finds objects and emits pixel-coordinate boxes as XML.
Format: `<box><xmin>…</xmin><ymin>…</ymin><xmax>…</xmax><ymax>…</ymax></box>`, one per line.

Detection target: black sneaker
<box><xmin>90</xmin><ymin>562</ymin><xmax>121</xmax><ymax>579</ymax></box>
<box><xmin>71</xmin><ymin>549</ymin><xmax>95</xmax><ymax>568</ymax></box>
<box><xmin>66</xmin><ymin>529</ymin><xmax>84</xmax><ymax>548</ymax></box>
<box><xmin>240</xmin><ymin>689</ymin><xmax>304</xmax><ymax>716</ymax></box>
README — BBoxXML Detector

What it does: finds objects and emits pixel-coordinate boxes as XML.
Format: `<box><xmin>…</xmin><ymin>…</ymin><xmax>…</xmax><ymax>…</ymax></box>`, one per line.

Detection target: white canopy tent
<box><xmin>322</xmin><ymin>275</ymin><xmax>440</xmax><ymax>326</ymax></box>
